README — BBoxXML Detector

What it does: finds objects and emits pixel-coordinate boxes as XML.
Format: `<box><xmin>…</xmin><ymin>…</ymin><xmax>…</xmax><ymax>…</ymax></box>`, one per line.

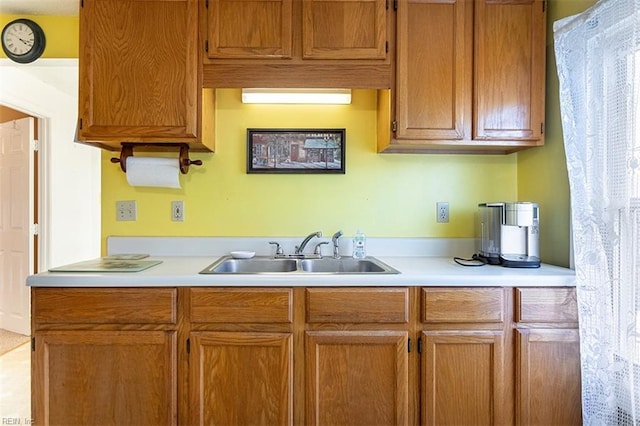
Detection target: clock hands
<box><xmin>18</xmin><ymin>37</ymin><xmax>33</xmax><ymax>47</ymax></box>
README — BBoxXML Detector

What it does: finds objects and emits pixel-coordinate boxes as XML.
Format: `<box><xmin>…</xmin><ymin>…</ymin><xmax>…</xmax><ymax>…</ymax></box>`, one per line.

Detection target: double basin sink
<box><xmin>200</xmin><ymin>256</ymin><xmax>400</xmax><ymax>274</ymax></box>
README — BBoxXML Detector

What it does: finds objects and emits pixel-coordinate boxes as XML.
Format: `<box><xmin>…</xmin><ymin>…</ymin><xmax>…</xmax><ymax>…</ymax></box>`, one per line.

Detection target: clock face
<box><xmin>3</xmin><ymin>22</ymin><xmax>36</xmax><ymax>56</ymax></box>
<box><xmin>1</xmin><ymin>19</ymin><xmax>46</xmax><ymax>64</ymax></box>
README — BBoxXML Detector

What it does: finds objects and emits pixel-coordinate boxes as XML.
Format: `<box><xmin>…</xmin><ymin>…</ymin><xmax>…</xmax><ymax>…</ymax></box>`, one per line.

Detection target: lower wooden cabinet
<box><xmin>515</xmin><ymin>287</ymin><xmax>582</xmax><ymax>425</ymax></box>
<box><xmin>31</xmin><ymin>286</ymin><xmax>581</xmax><ymax>425</ymax></box>
<box><xmin>33</xmin><ymin>330</ymin><xmax>177</xmax><ymax>426</ymax></box>
<box><xmin>305</xmin><ymin>331</ymin><xmax>409</xmax><ymax>426</ymax></box>
<box><xmin>420</xmin><ymin>287</ymin><xmax>511</xmax><ymax>425</ymax></box>
<box><xmin>188</xmin><ymin>331</ymin><xmax>293</xmax><ymax>425</ymax></box>
<box><xmin>31</xmin><ymin>287</ymin><xmax>179</xmax><ymax>426</ymax></box>
<box><xmin>422</xmin><ymin>331</ymin><xmax>506</xmax><ymax>425</ymax></box>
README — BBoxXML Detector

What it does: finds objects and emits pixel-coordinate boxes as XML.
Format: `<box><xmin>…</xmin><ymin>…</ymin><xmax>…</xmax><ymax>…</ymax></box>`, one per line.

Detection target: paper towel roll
<box><xmin>125</xmin><ymin>157</ymin><xmax>181</xmax><ymax>189</ymax></box>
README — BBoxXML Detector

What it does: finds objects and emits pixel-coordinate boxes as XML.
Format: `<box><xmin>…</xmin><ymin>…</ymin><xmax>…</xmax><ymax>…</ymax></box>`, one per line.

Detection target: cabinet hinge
<box><xmin>31</xmin><ymin>139</ymin><xmax>39</xmax><ymax>152</ymax></box>
<box><xmin>417</xmin><ymin>337</ymin><xmax>423</xmax><ymax>354</ymax></box>
<box><xmin>408</xmin><ymin>338</ymin><xmax>412</xmax><ymax>353</ymax></box>
<box><xmin>31</xmin><ymin>337</ymin><xmax>35</xmax><ymax>352</ymax></box>
<box><xmin>78</xmin><ymin>118</ymin><xmax>83</xmax><ymax>130</ymax></box>
<box><xmin>205</xmin><ymin>40</ymin><xmax>209</xmax><ymax>53</ymax></box>
<box><xmin>542</xmin><ymin>0</ymin><xmax>546</xmax><ymax>12</ymax></box>
<box><xmin>186</xmin><ymin>338</ymin><xmax>190</xmax><ymax>354</ymax></box>
<box><xmin>386</xmin><ymin>0</ymin><xmax>389</xmax><ymax>10</ymax></box>
<box><xmin>392</xmin><ymin>120</ymin><xmax>397</xmax><ymax>133</ymax></box>
<box><xmin>80</xmin><ymin>0</ymin><xmax>84</xmax><ymax>7</ymax></box>
<box><xmin>393</xmin><ymin>0</ymin><xmax>398</xmax><ymax>11</ymax></box>
<box><xmin>541</xmin><ymin>122</ymin><xmax>545</xmax><ymax>134</ymax></box>
<box><xmin>205</xmin><ymin>0</ymin><xmax>209</xmax><ymax>8</ymax></box>
<box><xmin>31</xmin><ymin>223</ymin><xmax>39</xmax><ymax>236</ymax></box>
<box><xmin>385</xmin><ymin>41</ymin><xmax>389</xmax><ymax>54</ymax></box>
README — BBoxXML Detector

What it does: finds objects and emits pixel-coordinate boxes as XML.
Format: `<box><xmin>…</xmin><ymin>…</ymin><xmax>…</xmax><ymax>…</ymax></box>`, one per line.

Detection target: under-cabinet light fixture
<box><xmin>241</xmin><ymin>88</ymin><xmax>352</xmax><ymax>105</ymax></box>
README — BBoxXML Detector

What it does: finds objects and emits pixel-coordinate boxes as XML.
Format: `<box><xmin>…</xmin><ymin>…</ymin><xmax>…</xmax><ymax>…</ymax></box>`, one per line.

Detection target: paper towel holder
<box><xmin>110</xmin><ymin>143</ymin><xmax>203</xmax><ymax>174</ymax></box>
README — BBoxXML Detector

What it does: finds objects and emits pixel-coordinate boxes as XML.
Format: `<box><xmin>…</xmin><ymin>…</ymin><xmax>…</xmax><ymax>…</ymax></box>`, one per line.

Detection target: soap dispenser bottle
<box><xmin>353</xmin><ymin>229</ymin><xmax>366</xmax><ymax>259</ymax></box>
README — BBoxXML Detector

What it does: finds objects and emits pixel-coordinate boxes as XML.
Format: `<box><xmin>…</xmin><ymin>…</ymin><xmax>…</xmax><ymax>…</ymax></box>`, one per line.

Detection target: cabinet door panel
<box><xmin>474</xmin><ymin>0</ymin><xmax>546</xmax><ymax>141</ymax></box>
<box><xmin>33</xmin><ymin>330</ymin><xmax>177</xmax><ymax>426</ymax></box>
<box><xmin>207</xmin><ymin>0</ymin><xmax>293</xmax><ymax>58</ymax></box>
<box><xmin>303</xmin><ymin>0</ymin><xmax>387</xmax><ymax>59</ymax></box>
<box><xmin>189</xmin><ymin>331</ymin><xmax>293</xmax><ymax>426</ymax></box>
<box><xmin>79</xmin><ymin>0</ymin><xmax>199</xmax><ymax>142</ymax></box>
<box><xmin>422</xmin><ymin>331</ymin><xmax>507</xmax><ymax>425</ymax></box>
<box><xmin>516</xmin><ymin>328</ymin><xmax>582</xmax><ymax>425</ymax></box>
<box><xmin>305</xmin><ymin>330</ymin><xmax>409</xmax><ymax>426</ymax></box>
<box><xmin>395</xmin><ymin>0</ymin><xmax>472</xmax><ymax>140</ymax></box>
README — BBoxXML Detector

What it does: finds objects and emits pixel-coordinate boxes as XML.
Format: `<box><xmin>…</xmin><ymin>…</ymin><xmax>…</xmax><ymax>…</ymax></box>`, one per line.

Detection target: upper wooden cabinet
<box><xmin>206</xmin><ymin>0</ymin><xmax>293</xmax><ymax>59</ymax></box>
<box><xmin>302</xmin><ymin>0</ymin><xmax>388</xmax><ymax>60</ymax></box>
<box><xmin>78</xmin><ymin>0</ymin><xmax>214</xmax><ymax>152</ymax></box>
<box><xmin>201</xmin><ymin>0</ymin><xmax>393</xmax><ymax>88</ymax></box>
<box><xmin>378</xmin><ymin>0</ymin><xmax>547</xmax><ymax>154</ymax></box>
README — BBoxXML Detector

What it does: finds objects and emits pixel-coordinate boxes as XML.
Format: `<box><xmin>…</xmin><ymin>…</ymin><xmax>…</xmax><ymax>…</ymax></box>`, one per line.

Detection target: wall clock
<box><xmin>2</xmin><ymin>18</ymin><xmax>46</xmax><ymax>64</ymax></box>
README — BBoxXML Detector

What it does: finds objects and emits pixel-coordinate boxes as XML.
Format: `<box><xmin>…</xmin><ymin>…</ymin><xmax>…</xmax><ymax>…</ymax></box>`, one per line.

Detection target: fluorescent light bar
<box><xmin>241</xmin><ymin>88</ymin><xmax>352</xmax><ymax>104</ymax></box>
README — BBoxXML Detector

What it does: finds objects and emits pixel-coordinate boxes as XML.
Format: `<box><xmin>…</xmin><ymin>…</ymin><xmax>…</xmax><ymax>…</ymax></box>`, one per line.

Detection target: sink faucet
<box><xmin>295</xmin><ymin>231</ymin><xmax>322</xmax><ymax>255</ymax></box>
<box><xmin>332</xmin><ymin>230</ymin><xmax>343</xmax><ymax>258</ymax></box>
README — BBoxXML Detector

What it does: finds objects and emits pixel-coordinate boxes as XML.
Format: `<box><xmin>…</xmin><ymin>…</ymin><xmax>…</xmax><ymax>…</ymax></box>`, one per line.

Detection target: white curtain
<box><xmin>555</xmin><ymin>0</ymin><xmax>640</xmax><ymax>423</ymax></box>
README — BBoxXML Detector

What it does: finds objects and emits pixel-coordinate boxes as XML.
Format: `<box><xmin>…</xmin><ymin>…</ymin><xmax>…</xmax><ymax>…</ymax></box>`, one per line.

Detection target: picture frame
<box><xmin>247</xmin><ymin>128</ymin><xmax>345</xmax><ymax>174</ymax></box>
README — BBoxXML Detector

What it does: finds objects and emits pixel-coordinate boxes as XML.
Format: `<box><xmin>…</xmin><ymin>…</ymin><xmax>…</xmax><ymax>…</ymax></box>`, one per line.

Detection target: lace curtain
<box><xmin>555</xmin><ymin>0</ymin><xmax>640</xmax><ymax>423</ymax></box>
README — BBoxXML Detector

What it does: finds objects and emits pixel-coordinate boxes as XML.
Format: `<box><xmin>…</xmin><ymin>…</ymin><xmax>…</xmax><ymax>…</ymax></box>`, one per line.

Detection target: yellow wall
<box><xmin>102</xmin><ymin>89</ymin><xmax>517</xmax><ymax>242</ymax></box>
<box><xmin>0</xmin><ymin>15</ymin><xmax>78</xmax><ymax>58</ymax></box>
<box><xmin>517</xmin><ymin>0</ymin><xmax>596</xmax><ymax>267</ymax></box>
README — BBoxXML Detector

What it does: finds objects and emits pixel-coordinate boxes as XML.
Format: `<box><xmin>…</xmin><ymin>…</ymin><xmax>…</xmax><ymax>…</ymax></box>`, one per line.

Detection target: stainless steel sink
<box><xmin>200</xmin><ymin>257</ymin><xmax>298</xmax><ymax>274</ymax></box>
<box><xmin>199</xmin><ymin>256</ymin><xmax>399</xmax><ymax>274</ymax></box>
<box><xmin>299</xmin><ymin>258</ymin><xmax>395</xmax><ymax>273</ymax></box>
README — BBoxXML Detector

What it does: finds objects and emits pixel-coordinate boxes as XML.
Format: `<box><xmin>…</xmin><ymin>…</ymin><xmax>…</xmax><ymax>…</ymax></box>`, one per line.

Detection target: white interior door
<box><xmin>0</xmin><ymin>117</ymin><xmax>34</xmax><ymax>335</ymax></box>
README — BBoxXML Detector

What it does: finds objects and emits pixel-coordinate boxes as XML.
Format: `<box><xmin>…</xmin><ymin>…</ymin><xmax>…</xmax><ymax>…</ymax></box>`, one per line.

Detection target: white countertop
<box><xmin>27</xmin><ymin>255</ymin><xmax>576</xmax><ymax>288</ymax></box>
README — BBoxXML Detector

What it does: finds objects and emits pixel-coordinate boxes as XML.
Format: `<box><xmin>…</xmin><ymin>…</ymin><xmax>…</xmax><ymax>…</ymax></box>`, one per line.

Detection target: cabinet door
<box><xmin>189</xmin><ymin>331</ymin><xmax>293</xmax><ymax>426</ymax></box>
<box><xmin>207</xmin><ymin>0</ymin><xmax>293</xmax><ymax>58</ymax></box>
<box><xmin>395</xmin><ymin>0</ymin><xmax>472</xmax><ymax>141</ymax></box>
<box><xmin>516</xmin><ymin>328</ymin><xmax>582</xmax><ymax>425</ymax></box>
<box><xmin>421</xmin><ymin>331</ymin><xmax>507</xmax><ymax>425</ymax></box>
<box><xmin>33</xmin><ymin>330</ymin><xmax>177</xmax><ymax>426</ymax></box>
<box><xmin>305</xmin><ymin>330</ymin><xmax>409</xmax><ymax>426</ymax></box>
<box><xmin>78</xmin><ymin>0</ymin><xmax>199</xmax><ymax>146</ymax></box>
<box><xmin>474</xmin><ymin>0</ymin><xmax>546</xmax><ymax>141</ymax></box>
<box><xmin>302</xmin><ymin>0</ymin><xmax>387</xmax><ymax>59</ymax></box>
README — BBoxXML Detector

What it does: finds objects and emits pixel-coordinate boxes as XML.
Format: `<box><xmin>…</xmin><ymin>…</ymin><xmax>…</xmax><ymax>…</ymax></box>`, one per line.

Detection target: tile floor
<box><xmin>0</xmin><ymin>342</ymin><xmax>31</xmax><ymax>423</ymax></box>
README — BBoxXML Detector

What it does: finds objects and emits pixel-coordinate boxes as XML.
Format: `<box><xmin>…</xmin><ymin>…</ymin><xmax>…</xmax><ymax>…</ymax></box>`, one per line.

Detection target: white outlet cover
<box><xmin>116</xmin><ymin>200</ymin><xmax>137</xmax><ymax>221</ymax></box>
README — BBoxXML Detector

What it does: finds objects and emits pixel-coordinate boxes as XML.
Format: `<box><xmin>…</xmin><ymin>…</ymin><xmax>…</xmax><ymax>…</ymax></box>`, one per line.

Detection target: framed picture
<box><xmin>247</xmin><ymin>128</ymin><xmax>345</xmax><ymax>174</ymax></box>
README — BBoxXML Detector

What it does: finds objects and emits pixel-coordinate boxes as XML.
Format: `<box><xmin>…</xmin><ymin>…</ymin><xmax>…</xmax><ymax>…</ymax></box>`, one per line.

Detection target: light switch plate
<box><xmin>172</xmin><ymin>201</ymin><xmax>184</xmax><ymax>222</ymax></box>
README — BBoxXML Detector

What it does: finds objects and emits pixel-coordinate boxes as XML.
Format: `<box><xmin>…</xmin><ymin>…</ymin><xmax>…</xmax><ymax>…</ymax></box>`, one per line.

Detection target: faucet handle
<box><xmin>268</xmin><ymin>241</ymin><xmax>284</xmax><ymax>257</ymax></box>
<box><xmin>332</xmin><ymin>230</ymin><xmax>343</xmax><ymax>258</ymax></box>
<box><xmin>314</xmin><ymin>241</ymin><xmax>329</xmax><ymax>256</ymax></box>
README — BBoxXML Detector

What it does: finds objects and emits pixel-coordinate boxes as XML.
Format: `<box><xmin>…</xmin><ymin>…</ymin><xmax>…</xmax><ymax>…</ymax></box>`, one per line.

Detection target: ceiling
<box><xmin>0</xmin><ymin>0</ymin><xmax>78</xmax><ymax>16</ymax></box>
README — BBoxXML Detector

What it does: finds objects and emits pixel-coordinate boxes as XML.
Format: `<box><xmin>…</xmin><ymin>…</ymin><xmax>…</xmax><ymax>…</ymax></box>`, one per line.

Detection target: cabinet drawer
<box><xmin>306</xmin><ymin>288</ymin><xmax>409</xmax><ymax>323</ymax></box>
<box><xmin>421</xmin><ymin>288</ymin><xmax>505</xmax><ymax>324</ymax></box>
<box><xmin>516</xmin><ymin>287</ymin><xmax>578</xmax><ymax>323</ymax></box>
<box><xmin>190</xmin><ymin>288</ymin><xmax>293</xmax><ymax>323</ymax></box>
<box><xmin>32</xmin><ymin>288</ymin><xmax>177</xmax><ymax>325</ymax></box>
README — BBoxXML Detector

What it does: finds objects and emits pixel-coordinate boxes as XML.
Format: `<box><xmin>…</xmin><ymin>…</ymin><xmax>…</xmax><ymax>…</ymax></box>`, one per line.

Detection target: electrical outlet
<box><xmin>436</xmin><ymin>202</ymin><xmax>449</xmax><ymax>223</ymax></box>
<box><xmin>171</xmin><ymin>201</ymin><xmax>184</xmax><ymax>222</ymax></box>
<box><xmin>116</xmin><ymin>200</ymin><xmax>137</xmax><ymax>221</ymax></box>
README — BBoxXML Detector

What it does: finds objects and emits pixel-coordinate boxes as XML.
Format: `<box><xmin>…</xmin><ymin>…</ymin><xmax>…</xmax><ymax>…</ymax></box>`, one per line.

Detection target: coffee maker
<box><xmin>477</xmin><ymin>202</ymin><xmax>540</xmax><ymax>268</ymax></box>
